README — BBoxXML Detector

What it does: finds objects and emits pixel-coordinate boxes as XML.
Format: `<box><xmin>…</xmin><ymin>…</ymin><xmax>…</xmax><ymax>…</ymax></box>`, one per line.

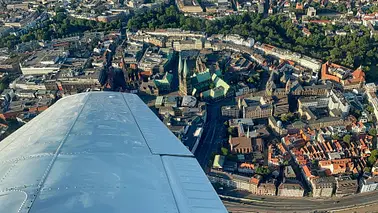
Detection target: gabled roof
<box><xmin>192</xmin><ymin>70</ymin><xmax>211</xmax><ymax>84</ymax></box>
<box><xmin>154</xmin><ymin>72</ymin><xmax>173</xmax><ymax>87</ymax></box>
<box><xmin>230</xmin><ymin>137</ymin><xmax>252</xmax><ymax>150</ymax></box>
<box><xmin>213</xmin><ymin>155</ymin><xmax>225</xmax><ymax>169</ymax></box>
<box><xmin>303</xmin><ymin>165</ymin><xmax>312</xmax><ymax>178</ymax></box>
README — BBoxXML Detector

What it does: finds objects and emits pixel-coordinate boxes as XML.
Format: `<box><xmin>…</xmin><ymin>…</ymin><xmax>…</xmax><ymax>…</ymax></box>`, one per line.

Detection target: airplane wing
<box><xmin>0</xmin><ymin>92</ymin><xmax>227</xmax><ymax>213</ymax></box>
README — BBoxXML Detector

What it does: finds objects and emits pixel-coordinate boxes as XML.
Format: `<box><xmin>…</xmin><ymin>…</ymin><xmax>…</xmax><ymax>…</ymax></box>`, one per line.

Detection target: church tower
<box><xmin>179</xmin><ymin>58</ymin><xmax>189</xmax><ymax>95</ymax></box>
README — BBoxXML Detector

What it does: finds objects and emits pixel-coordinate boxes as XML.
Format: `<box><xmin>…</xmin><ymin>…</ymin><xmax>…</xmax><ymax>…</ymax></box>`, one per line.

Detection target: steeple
<box><xmin>183</xmin><ymin>59</ymin><xmax>189</xmax><ymax>77</ymax></box>
<box><xmin>178</xmin><ymin>54</ymin><xmax>183</xmax><ymax>74</ymax></box>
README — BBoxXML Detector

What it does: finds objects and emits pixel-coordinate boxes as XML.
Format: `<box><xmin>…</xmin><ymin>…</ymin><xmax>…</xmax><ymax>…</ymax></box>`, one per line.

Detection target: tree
<box><xmin>247</xmin><ymin>76</ymin><xmax>255</xmax><ymax>84</ymax></box>
<box><xmin>350</xmin><ymin>108</ymin><xmax>362</xmax><ymax>119</ymax></box>
<box><xmin>368</xmin><ymin>149</ymin><xmax>378</xmax><ymax>166</ymax></box>
<box><xmin>364</xmin><ymin>167</ymin><xmax>372</xmax><ymax>173</ymax></box>
<box><xmin>226</xmin><ymin>153</ymin><xmax>238</xmax><ymax>161</ymax></box>
<box><xmin>367</xmin><ymin>105</ymin><xmax>375</xmax><ymax>114</ymax></box>
<box><xmin>280</xmin><ymin>112</ymin><xmax>294</xmax><ymax>122</ymax></box>
<box><xmin>55</xmin><ymin>12</ymin><xmax>67</xmax><ymax>22</ymax></box>
<box><xmin>368</xmin><ymin>155</ymin><xmax>377</xmax><ymax>167</ymax></box>
<box><xmin>332</xmin><ymin>134</ymin><xmax>340</xmax><ymax>140</ymax></box>
<box><xmin>369</xmin><ymin>128</ymin><xmax>377</xmax><ymax>136</ymax></box>
<box><xmin>256</xmin><ymin>166</ymin><xmax>271</xmax><ymax>175</ymax></box>
<box><xmin>0</xmin><ymin>82</ymin><xmax>6</xmax><ymax>92</ymax></box>
<box><xmin>227</xmin><ymin>127</ymin><xmax>238</xmax><ymax>137</ymax></box>
<box><xmin>280</xmin><ymin>114</ymin><xmax>289</xmax><ymax>122</ymax></box>
<box><xmin>221</xmin><ymin>147</ymin><xmax>229</xmax><ymax>156</ymax></box>
<box><xmin>343</xmin><ymin>134</ymin><xmax>351</xmax><ymax>144</ymax></box>
<box><xmin>4</xmin><ymin>1</ymin><xmax>378</xmax><ymax>73</ymax></box>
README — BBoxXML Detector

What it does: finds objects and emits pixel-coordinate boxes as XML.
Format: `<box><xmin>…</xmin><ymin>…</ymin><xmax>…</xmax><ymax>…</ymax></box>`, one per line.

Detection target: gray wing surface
<box><xmin>0</xmin><ymin>92</ymin><xmax>227</xmax><ymax>213</ymax></box>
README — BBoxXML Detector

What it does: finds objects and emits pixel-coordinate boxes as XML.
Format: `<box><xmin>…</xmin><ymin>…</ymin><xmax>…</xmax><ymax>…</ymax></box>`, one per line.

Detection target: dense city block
<box><xmin>2</xmin><ymin>0</ymin><xmax>378</xmax><ymax>211</ymax></box>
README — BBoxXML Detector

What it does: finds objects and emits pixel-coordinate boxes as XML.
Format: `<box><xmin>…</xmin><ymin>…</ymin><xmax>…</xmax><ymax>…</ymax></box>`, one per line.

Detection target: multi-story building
<box><xmin>273</xmin><ymin>97</ymin><xmax>289</xmax><ymax>116</ymax></box>
<box><xmin>307</xmin><ymin>117</ymin><xmax>350</xmax><ymax>130</ymax></box>
<box><xmin>298</xmin><ymin>96</ymin><xmax>329</xmax><ymax>109</ymax></box>
<box><xmin>321</xmin><ymin>62</ymin><xmax>349</xmax><ymax>83</ymax></box>
<box><xmin>20</xmin><ymin>49</ymin><xmax>68</xmax><ymax>75</ymax></box>
<box><xmin>235</xmin><ymin>82</ymin><xmax>256</xmax><ymax>96</ymax></box>
<box><xmin>229</xmin><ymin>137</ymin><xmax>252</xmax><ymax>154</ymax></box>
<box><xmin>336</xmin><ymin>176</ymin><xmax>357</xmax><ymax>197</ymax></box>
<box><xmin>255</xmin><ymin>43</ymin><xmax>322</xmax><ymax>72</ymax></box>
<box><xmin>243</xmin><ymin>104</ymin><xmax>273</xmax><ymax>119</ymax></box>
<box><xmin>143</xmin><ymin>29</ymin><xmax>206</xmax><ymax>38</ymax></box>
<box><xmin>360</xmin><ymin>176</ymin><xmax>378</xmax><ymax>193</ymax></box>
<box><xmin>176</xmin><ymin>0</ymin><xmax>203</xmax><ymax>13</ymax></box>
<box><xmin>173</xmin><ymin>39</ymin><xmax>203</xmax><ymax>51</ymax></box>
<box><xmin>277</xmin><ymin>183</ymin><xmax>304</xmax><ymax>197</ymax></box>
<box><xmin>365</xmin><ymin>83</ymin><xmax>378</xmax><ymax>120</ymax></box>
<box><xmin>209</xmin><ymin>171</ymin><xmax>277</xmax><ymax>196</ymax></box>
<box><xmin>291</xmin><ymin>84</ymin><xmax>330</xmax><ymax>96</ymax></box>
<box><xmin>256</xmin><ymin>183</ymin><xmax>276</xmax><ymax>196</ymax></box>
<box><xmin>241</xmin><ymin>98</ymin><xmax>273</xmax><ymax>119</ymax></box>
<box><xmin>328</xmin><ymin>89</ymin><xmax>350</xmax><ymax>117</ymax></box>
<box><xmin>311</xmin><ymin>177</ymin><xmax>336</xmax><ymax>197</ymax></box>
<box><xmin>229</xmin><ymin>118</ymin><xmax>254</xmax><ymax>128</ymax></box>
<box><xmin>224</xmin><ymin>34</ymin><xmax>254</xmax><ymax>48</ymax></box>
<box><xmin>268</xmin><ymin>116</ymin><xmax>288</xmax><ymax>136</ymax></box>
<box><xmin>343</xmin><ymin>67</ymin><xmax>365</xmax><ymax>90</ymax></box>
<box><xmin>11</xmin><ymin>76</ymin><xmax>47</xmax><ymax>91</ymax></box>
<box><xmin>221</xmin><ymin>105</ymin><xmax>240</xmax><ymax>118</ymax></box>
<box><xmin>138</xmin><ymin>47</ymin><xmax>172</xmax><ymax>74</ymax></box>
<box><xmin>142</xmin><ymin>36</ymin><xmax>166</xmax><ymax>47</ymax></box>
<box><xmin>321</xmin><ymin>62</ymin><xmax>365</xmax><ymax>90</ymax></box>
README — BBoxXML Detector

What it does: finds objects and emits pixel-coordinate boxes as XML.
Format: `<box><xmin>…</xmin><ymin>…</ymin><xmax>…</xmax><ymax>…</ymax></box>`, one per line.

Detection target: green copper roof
<box><xmin>194</xmin><ymin>70</ymin><xmax>211</xmax><ymax>83</ymax></box>
<box><xmin>212</xmin><ymin>155</ymin><xmax>225</xmax><ymax>169</ymax></box>
<box><xmin>192</xmin><ymin>88</ymin><xmax>198</xmax><ymax>96</ymax></box>
<box><xmin>202</xmin><ymin>90</ymin><xmax>210</xmax><ymax>98</ymax></box>
<box><xmin>154</xmin><ymin>72</ymin><xmax>173</xmax><ymax>87</ymax></box>
<box><xmin>215</xmin><ymin>69</ymin><xmax>222</xmax><ymax>77</ymax></box>
<box><xmin>201</xmin><ymin>74</ymin><xmax>230</xmax><ymax>99</ymax></box>
<box><xmin>213</xmin><ymin>75</ymin><xmax>230</xmax><ymax>95</ymax></box>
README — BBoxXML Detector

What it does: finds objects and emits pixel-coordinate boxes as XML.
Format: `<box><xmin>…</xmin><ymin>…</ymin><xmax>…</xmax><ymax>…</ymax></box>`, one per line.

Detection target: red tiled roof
<box><xmin>240</xmin><ymin>163</ymin><xmax>255</xmax><ymax>169</ymax></box>
<box><xmin>250</xmin><ymin>177</ymin><xmax>260</xmax><ymax>185</ymax></box>
<box><xmin>319</xmin><ymin>160</ymin><xmax>332</xmax><ymax>167</ymax></box>
<box><xmin>321</xmin><ymin>62</ymin><xmax>342</xmax><ymax>83</ymax></box>
<box><xmin>303</xmin><ymin>165</ymin><xmax>312</xmax><ymax>177</ymax></box>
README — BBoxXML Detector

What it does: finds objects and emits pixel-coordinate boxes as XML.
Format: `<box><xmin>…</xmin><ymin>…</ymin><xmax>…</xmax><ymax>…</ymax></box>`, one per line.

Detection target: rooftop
<box><xmin>21</xmin><ymin>49</ymin><xmax>68</xmax><ymax>68</ymax></box>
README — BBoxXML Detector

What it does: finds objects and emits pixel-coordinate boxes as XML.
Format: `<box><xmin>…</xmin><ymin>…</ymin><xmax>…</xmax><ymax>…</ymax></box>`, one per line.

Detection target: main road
<box><xmin>222</xmin><ymin>189</ymin><xmax>378</xmax><ymax>212</ymax></box>
<box><xmin>194</xmin><ymin>102</ymin><xmax>226</xmax><ymax>170</ymax></box>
